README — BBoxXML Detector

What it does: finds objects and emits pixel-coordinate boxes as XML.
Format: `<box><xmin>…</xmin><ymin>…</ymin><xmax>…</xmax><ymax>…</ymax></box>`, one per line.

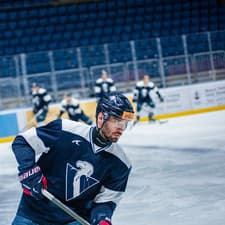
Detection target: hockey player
<box><xmin>58</xmin><ymin>93</ymin><xmax>93</xmax><ymax>125</ymax></box>
<box><xmin>11</xmin><ymin>93</ymin><xmax>134</xmax><ymax>225</ymax></box>
<box><xmin>31</xmin><ymin>83</ymin><xmax>52</xmax><ymax>127</ymax></box>
<box><xmin>133</xmin><ymin>74</ymin><xmax>164</xmax><ymax>123</ymax></box>
<box><xmin>94</xmin><ymin>70</ymin><xmax>116</xmax><ymax>100</ymax></box>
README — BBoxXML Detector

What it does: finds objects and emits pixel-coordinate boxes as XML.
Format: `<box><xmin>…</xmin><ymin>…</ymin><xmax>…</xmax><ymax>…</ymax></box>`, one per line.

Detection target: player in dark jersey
<box><xmin>11</xmin><ymin>93</ymin><xmax>134</xmax><ymax>225</ymax></box>
<box><xmin>133</xmin><ymin>74</ymin><xmax>164</xmax><ymax>123</ymax></box>
<box><xmin>58</xmin><ymin>93</ymin><xmax>93</xmax><ymax>125</ymax></box>
<box><xmin>31</xmin><ymin>83</ymin><xmax>52</xmax><ymax>127</ymax></box>
<box><xmin>94</xmin><ymin>70</ymin><xmax>116</xmax><ymax>100</ymax></box>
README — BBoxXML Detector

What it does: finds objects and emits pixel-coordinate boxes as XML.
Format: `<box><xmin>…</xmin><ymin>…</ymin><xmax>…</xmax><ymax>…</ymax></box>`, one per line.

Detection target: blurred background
<box><xmin>0</xmin><ymin>0</ymin><xmax>225</xmax><ymax>110</ymax></box>
<box><xmin>1</xmin><ymin>1</ymin><xmax>225</xmax><ymax>224</ymax></box>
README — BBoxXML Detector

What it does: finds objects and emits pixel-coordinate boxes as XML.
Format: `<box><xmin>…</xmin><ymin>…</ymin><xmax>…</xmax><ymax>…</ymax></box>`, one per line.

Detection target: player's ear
<box><xmin>97</xmin><ymin>112</ymin><xmax>104</xmax><ymax>128</ymax></box>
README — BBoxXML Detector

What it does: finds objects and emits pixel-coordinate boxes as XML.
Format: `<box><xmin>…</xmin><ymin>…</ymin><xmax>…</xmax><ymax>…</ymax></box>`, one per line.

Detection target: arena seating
<box><xmin>0</xmin><ymin>0</ymin><xmax>224</xmax><ymax>60</ymax></box>
<box><xmin>0</xmin><ymin>0</ymin><xmax>225</xmax><ymax>93</ymax></box>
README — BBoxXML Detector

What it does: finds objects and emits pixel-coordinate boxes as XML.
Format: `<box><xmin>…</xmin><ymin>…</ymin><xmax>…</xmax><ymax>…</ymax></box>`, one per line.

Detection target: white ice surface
<box><xmin>1</xmin><ymin>110</ymin><xmax>225</xmax><ymax>225</ymax></box>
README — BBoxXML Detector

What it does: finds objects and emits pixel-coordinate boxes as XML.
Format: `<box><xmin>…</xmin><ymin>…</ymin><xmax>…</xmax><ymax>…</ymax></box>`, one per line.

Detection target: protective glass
<box><xmin>108</xmin><ymin>116</ymin><xmax>129</xmax><ymax>129</ymax></box>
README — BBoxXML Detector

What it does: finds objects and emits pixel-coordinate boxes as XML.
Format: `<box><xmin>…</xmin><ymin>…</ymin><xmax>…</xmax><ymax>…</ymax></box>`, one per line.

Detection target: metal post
<box><xmin>156</xmin><ymin>38</ymin><xmax>166</xmax><ymax>88</ymax></box>
<box><xmin>182</xmin><ymin>34</ymin><xmax>192</xmax><ymax>84</ymax></box>
<box><xmin>104</xmin><ymin>43</ymin><xmax>111</xmax><ymax>75</ymax></box>
<box><xmin>20</xmin><ymin>53</ymin><xmax>30</xmax><ymax>104</ymax></box>
<box><xmin>77</xmin><ymin>47</ymin><xmax>86</xmax><ymax>97</ymax></box>
<box><xmin>14</xmin><ymin>55</ymin><xmax>23</xmax><ymax>107</ymax></box>
<box><xmin>207</xmin><ymin>31</ymin><xmax>216</xmax><ymax>81</ymax></box>
<box><xmin>130</xmin><ymin>40</ymin><xmax>139</xmax><ymax>81</ymax></box>
<box><xmin>48</xmin><ymin>51</ymin><xmax>58</xmax><ymax>100</ymax></box>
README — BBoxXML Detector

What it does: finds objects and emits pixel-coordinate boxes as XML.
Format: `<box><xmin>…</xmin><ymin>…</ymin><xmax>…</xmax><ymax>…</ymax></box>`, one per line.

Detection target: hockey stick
<box><xmin>20</xmin><ymin>109</ymin><xmax>43</xmax><ymax>132</ymax></box>
<box><xmin>155</xmin><ymin>119</ymin><xmax>168</xmax><ymax>124</ymax></box>
<box><xmin>141</xmin><ymin>103</ymin><xmax>168</xmax><ymax>125</ymax></box>
<box><xmin>41</xmin><ymin>189</ymin><xmax>90</xmax><ymax>225</ymax></box>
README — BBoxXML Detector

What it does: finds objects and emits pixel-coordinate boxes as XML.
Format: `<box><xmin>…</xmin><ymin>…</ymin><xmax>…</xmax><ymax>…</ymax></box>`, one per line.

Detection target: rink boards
<box><xmin>1</xmin><ymin>80</ymin><xmax>225</xmax><ymax>143</ymax></box>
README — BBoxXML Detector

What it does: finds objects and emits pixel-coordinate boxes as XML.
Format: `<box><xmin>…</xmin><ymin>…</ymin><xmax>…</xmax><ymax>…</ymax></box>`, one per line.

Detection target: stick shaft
<box><xmin>41</xmin><ymin>189</ymin><xmax>90</xmax><ymax>225</ymax></box>
<box><xmin>20</xmin><ymin>109</ymin><xmax>43</xmax><ymax>132</ymax></box>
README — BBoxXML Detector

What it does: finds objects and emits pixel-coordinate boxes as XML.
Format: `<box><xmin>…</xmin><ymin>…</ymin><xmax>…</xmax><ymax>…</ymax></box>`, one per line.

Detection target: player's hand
<box><xmin>98</xmin><ymin>220</ymin><xmax>112</xmax><ymax>225</ymax></box>
<box><xmin>33</xmin><ymin>108</ymin><xmax>38</xmax><ymax>114</ymax></box>
<box><xmin>19</xmin><ymin>164</ymin><xmax>47</xmax><ymax>200</ymax></box>
<box><xmin>42</xmin><ymin>105</ymin><xmax>48</xmax><ymax>111</ymax></box>
<box><xmin>92</xmin><ymin>217</ymin><xmax>112</xmax><ymax>225</ymax></box>
<box><xmin>159</xmin><ymin>96</ymin><xmax>164</xmax><ymax>102</ymax></box>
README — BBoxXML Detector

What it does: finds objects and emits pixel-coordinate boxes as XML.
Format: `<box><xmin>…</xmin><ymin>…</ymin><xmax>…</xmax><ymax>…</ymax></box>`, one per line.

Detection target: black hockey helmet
<box><xmin>96</xmin><ymin>93</ymin><xmax>134</xmax><ymax>121</ymax></box>
<box><xmin>31</xmin><ymin>82</ymin><xmax>38</xmax><ymax>88</ymax></box>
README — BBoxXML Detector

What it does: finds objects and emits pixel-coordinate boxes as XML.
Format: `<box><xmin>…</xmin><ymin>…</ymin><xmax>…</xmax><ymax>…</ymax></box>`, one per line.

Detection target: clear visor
<box><xmin>108</xmin><ymin>116</ymin><xmax>130</xmax><ymax>129</ymax></box>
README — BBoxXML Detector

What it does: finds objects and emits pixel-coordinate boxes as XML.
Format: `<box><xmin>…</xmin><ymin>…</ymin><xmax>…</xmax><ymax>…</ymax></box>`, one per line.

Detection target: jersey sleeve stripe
<box><xmin>94</xmin><ymin>186</ymin><xmax>123</xmax><ymax>204</ymax></box>
<box><xmin>20</xmin><ymin>127</ymin><xmax>50</xmax><ymax>156</ymax></box>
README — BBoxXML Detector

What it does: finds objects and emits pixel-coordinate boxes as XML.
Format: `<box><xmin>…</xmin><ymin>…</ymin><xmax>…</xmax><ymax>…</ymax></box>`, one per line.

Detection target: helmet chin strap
<box><xmin>93</xmin><ymin>121</ymin><xmax>111</xmax><ymax>147</ymax></box>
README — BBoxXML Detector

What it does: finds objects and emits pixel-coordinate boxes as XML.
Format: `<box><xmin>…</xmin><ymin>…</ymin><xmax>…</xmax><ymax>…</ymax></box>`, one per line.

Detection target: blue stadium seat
<box><xmin>15</xmin><ymin>46</ymin><xmax>26</xmax><ymax>54</ymax></box>
<box><xmin>129</xmin><ymin>60</ymin><xmax>160</xmax><ymax>79</ymax></box>
<box><xmin>135</xmin><ymin>39</ymin><xmax>158</xmax><ymax>60</ymax></box>
<box><xmin>26</xmin><ymin>45</ymin><xmax>37</xmax><ymax>53</ymax></box>
<box><xmin>161</xmin><ymin>36</ymin><xmax>184</xmax><ymax>57</ymax></box>
<box><xmin>186</xmin><ymin>33</ymin><xmax>209</xmax><ymax>54</ymax></box>
<box><xmin>213</xmin><ymin>51</ymin><xmax>225</xmax><ymax>70</ymax></box>
<box><xmin>0</xmin><ymin>56</ymin><xmax>17</xmax><ymax>78</ymax></box>
<box><xmin>211</xmin><ymin>31</ymin><xmax>225</xmax><ymax>51</ymax></box>
<box><xmin>108</xmin><ymin>42</ymin><xmax>132</xmax><ymax>63</ymax></box>
<box><xmin>26</xmin><ymin>52</ymin><xmax>51</xmax><ymax>74</ymax></box>
<box><xmin>0</xmin><ymin>0</ymin><xmax>224</xmax><ymax>58</ymax></box>
<box><xmin>53</xmin><ymin>49</ymin><xmax>79</xmax><ymax>71</ymax></box>
<box><xmin>27</xmin><ymin>9</ymin><xmax>37</xmax><ymax>18</ymax></box>
<box><xmin>163</xmin><ymin>57</ymin><xmax>187</xmax><ymax>76</ymax></box>
<box><xmin>0</xmin><ymin>12</ymin><xmax>7</xmax><ymax>21</ymax></box>
<box><xmin>80</xmin><ymin>45</ymin><xmax>106</xmax><ymax>67</ymax></box>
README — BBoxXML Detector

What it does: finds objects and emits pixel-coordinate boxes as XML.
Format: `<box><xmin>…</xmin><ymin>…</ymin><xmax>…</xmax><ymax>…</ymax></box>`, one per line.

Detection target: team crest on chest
<box><xmin>65</xmin><ymin>161</ymin><xmax>99</xmax><ymax>201</ymax></box>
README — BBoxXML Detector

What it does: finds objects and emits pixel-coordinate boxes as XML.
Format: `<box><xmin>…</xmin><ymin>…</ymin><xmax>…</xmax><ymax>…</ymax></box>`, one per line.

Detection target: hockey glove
<box><xmin>159</xmin><ymin>96</ymin><xmax>164</xmax><ymax>102</ymax></box>
<box><xmin>33</xmin><ymin>108</ymin><xmax>38</xmax><ymax>114</ymax></box>
<box><xmin>19</xmin><ymin>164</ymin><xmax>47</xmax><ymax>200</ymax></box>
<box><xmin>132</xmin><ymin>98</ymin><xmax>137</xmax><ymax>103</ymax></box>
<box><xmin>98</xmin><ymin>220</ymin><xmax>111</xmax><ymax>225</ymax></box>
<box><xmin>92</xmin><ymin>216</ymin><xmax>112</xmax><ymax>225</ymax></box>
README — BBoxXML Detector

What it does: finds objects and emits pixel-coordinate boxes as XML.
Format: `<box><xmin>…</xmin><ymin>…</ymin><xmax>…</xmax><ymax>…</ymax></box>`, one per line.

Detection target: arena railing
<box><xmin>0</xmin><ymin>31</ymin><xmax>225</xmax><ymax>110</ymax></box>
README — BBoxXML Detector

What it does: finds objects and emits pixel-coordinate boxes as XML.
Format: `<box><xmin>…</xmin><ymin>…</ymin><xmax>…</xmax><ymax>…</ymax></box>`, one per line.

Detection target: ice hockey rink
<box><xmin>1</xmin><ymin>110</ymin><xmax>225</xmax><ymax>225</ymax></box>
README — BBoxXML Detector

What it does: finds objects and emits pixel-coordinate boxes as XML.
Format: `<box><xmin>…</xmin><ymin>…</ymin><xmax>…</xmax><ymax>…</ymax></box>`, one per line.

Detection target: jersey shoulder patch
<box><xmin>107</xmin><ymin>78</ymin><xmax>114</xmax><ymax>83</ymax></box>
<box><xmin>136</xmin><ymin>81</ymin><xmax>144</xmax><ymax>87</ymax></box>
<box><xmin>62</xmin><ymin>119</ymin><xmax>90</xmax><ymax>141</ymax></box>
<box><xmin>148</xmin><ymin>81</ymin><xmax>155</xmax><ymax>88</ymax></box>
<box><xmin>96</xmin><ymin>78</ymin><xmax>103</xmax><ymax>84</ymax></box>
<box><xmin>106</xmin><ymin>143</ymin><xmax>131</xmax><ymax>169</ymax></box>
<box><xmin>38</xmin><ymin>88</ymin><xmax>47</xmax><ymax>94</ymax></box>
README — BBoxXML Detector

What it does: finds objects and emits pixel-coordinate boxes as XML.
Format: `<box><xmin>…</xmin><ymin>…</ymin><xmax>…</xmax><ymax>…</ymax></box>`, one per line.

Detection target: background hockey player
<box><xmin>11</xmin><ymin>93</ymin><xmax>134</xmax><ymax>225</ymax></box>
<box><xmin>58</xmin><ymin>92</ymin><xmax>93</xmax><ymax>125</ymax></box>
<box><xmin>31</xmin><ymin>83</ymin><xmax>52</xmax><ymax>127</ymax></box>
<box><xmin>94</xmin><ymin>70</ymin><xmax>116</xmax><ymax>100</ymax></box>
<box><xmin>133</xmin><ymin>74</ymin><xmax>164</xmax><ymax>123</ymax></box>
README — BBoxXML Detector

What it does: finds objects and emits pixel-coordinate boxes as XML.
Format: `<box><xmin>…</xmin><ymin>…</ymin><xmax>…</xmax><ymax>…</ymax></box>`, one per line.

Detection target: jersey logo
<box><xmin>72</xmin><ymin>140</ymin><xmax>82</xmax><ymax>146</ymax></box>
<box><xmin>66</xmin><ymin>161</ymin><xmax>99</xmax><ymax>201</ymax></box>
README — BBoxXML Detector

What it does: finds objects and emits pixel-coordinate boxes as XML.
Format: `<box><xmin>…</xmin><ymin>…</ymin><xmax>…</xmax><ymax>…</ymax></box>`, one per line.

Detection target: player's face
<box><xmin>31</xmin><ymin>86</ymin><xmax>39</xmax><ymax>92</ymax></box>
<box><xmin>66</xmin><ymin>97</ymin><xmax>72</xmax><ymax>104</ymax></box>
<box><xmin>143</xmin><ymin>75</ymin><xmax>149</xmax><ymax>85</ymax></box>
<box><xmin>98</xmin><ymin>113</ymin><xmax>128</xmax><ymax>142</ymax></box>
<box><xmin>101</xmin><ymin>71</ymin><xmax>108</xmax><ymax>80</ymax></box>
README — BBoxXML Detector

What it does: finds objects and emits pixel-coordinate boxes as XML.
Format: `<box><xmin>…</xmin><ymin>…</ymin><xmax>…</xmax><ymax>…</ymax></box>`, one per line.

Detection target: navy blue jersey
<box><xmin>59</xmin><ymin>98</ymin><xmax>82</xmax><ymax>118</ymax></box>
<box><xmin>12</xmin><ymin>119</ymin><xmax>131</xmax><ymax>224</ymax></box>
<box><xmin>94</xmin><ymin>78</ymin><xmax>116</xmax><ymax>99</ymax></box>
<box><xmin>133</xmin><ymin>80</ymin><xmax>161</xmax><ymax>103</ymax></box>
<box><xmin>32</xmin><ymin>88</ymin><xmax>52</xmax><ymax>112</ymax></box>
<box><xmin>59</xmin><ymin>98</ymin><xmax>92</xmax><ymax>125</ymax></box>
